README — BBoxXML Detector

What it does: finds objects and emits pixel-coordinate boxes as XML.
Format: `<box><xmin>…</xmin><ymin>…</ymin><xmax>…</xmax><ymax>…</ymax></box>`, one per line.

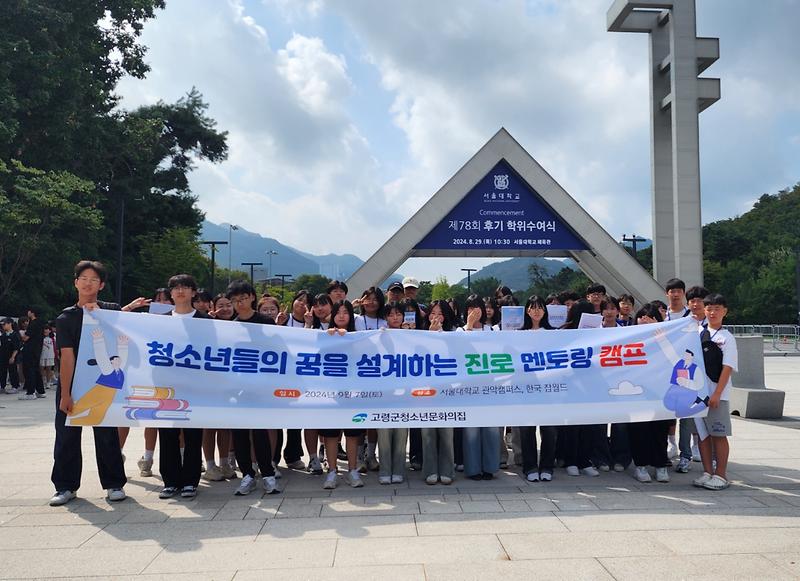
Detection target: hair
<box><xmin>600</xmin><ymin>296</ymin><xmax>620</xmax><ymax>311</ymax></box>
<box><xmin>498</xmin><ymin>294</ymin><xmax>518</xmax><ymax>307</ymax></box>
<box><xmin>193</xmin><ymin>289</ymin><xmax>212</xmax><ymax>303</ymax></box>
<box><xmin>74</xmin><ymin>260</ymin><xmax>108</xmax><ymax>283</ymax></box>
<box><xmin>326</xmin><ymin>280</ymin><xmax>348</xmax><ymax>295</ymax></box>
<box><xmin>586</xmin><ymin>283</ymin><xmax>606</xmax><ymax>296</ymax></box>
<box><xmin>635</xmin><ymin>303</ymin><xmax>664</xmax><ymax>323</ymax></box>
<box><xmin>402</xmin><ymin>298</ymin><xmax>425</xmax><ymax>329</ymax></box>
<box><xmin>483</xmin><ymin>297</ymin><xmax>501</xmax><ymax>326</ymax></box>
<box><xmin>649</xmin><ymin>299</ymin><xmax>667</xmax><ymax>311</ymax></box>
<box><xmin>464</xmin><ymin>294</ymin><xmax>487</xmax><ymax>326</ymax></box>
<box><xmin>330</xmin><ymin>300</ymin><xmax>356</xmax><ymax>331</ymax></box>
<box><xmin>152</xmin><ymin>288</ymin><xmax>172</xmax><ymax>303</ymax></box>
<box><xmin>703</xmin><ymin>293</ymin><xmax>728</xmax><ymax>308</ymax></box>
<box><xmin>1</xmin><ymin>317</ymin><xmax>13</xmax><ymax>326</ymax></box>
<box><xmin>523</xmin><ymin>295</ymin><xmax>553</xmax><ymax>330</ymax></box>
<box><xmin>686</xmin><ymin>286</ymin><xmax>711</xmax><ymax>301</ymax></box>
<box><xmin>226</xmin><ymin>280</ymin><xmax>257</xmax><ymax>312</ymax></box>
<box><xmin>290</xmin><ymin>289</ymin><xmax>310</xmax><ymax>308</ymax></box>
<box><xmin>561</xmin><ymin>299</ymin><xmax>596</xmax><ymax>330</ymax></box>
<box><xmin>382</xmin><ymin>300</ymin><xmax>405</xmax><ymax>326</ymax></box>
<box><xmin>447</xmin><ymin>297</ymin><xmax>464</xmax><ymax>327</ymax></box>
<box><xmin>387</xmin><ymin>282</ymin><xmax>404</xmax><ymax>294</ymax></box>
<box><xmin>618</xmin><ymin>293</ymin><xmax>635</xmax><ymax>305</ymax></box>
<box><xmin>545</xmin><ymin>293</ymin><xmax>560</xmax><ymax>305</ymax></box>
<box><xmin>168</xmin><ymin>273</ymin><xmax>198</xmax><ymax>291</ymax></box>
<box><xmin>359</xmin><ymin>286</ymin><xmax>386</xmax><ymax>318</ymax></box>
<box><xmin>27</xmin><ymin>306</ymin><xmax>39</xmax><ymax>316</ymax></box>
<box><xmin>426</xmin><ymin>299</ymin><xmax>456</xmax><ymax>331</ymax></box>
<box><xmin>665</xmin><ymin>278</ymin><xmax>686</xmax><ymax>292</ymax></box>
<box><xmin>311</xmin><ymin>293</ymin><xmax>333</xmax><ymax>328</ymax></box>
<box><xmin>494</xmin><ymin>285</ymin><xmax>513</xmax><ymax>300</ymax></box>
<box><xmin>557</xmin><ymin>290</ymin><xmax>580</xmax><ymax>304</ymax></box>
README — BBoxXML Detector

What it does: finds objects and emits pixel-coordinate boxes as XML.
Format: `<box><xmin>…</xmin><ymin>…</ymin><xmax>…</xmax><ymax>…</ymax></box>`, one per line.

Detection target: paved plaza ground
<box><xmin>1</xmin><ymin>358</ymin><xmax>799</xmax><ymax>580</ymax></box>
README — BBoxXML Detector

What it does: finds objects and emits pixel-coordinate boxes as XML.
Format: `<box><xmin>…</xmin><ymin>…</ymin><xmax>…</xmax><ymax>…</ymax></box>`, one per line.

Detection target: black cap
<box><xmin>387</xmin><ymin>282</ymin><xmax>404</xmax><ymax>292</ymax></box>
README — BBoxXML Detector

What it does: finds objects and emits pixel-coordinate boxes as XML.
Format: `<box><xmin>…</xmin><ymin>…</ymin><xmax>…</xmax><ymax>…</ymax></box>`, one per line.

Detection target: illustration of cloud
<box><xmin>609</xmin><ymin>381</ymin><xmax>643</xmax><ymax>396</ymax></box>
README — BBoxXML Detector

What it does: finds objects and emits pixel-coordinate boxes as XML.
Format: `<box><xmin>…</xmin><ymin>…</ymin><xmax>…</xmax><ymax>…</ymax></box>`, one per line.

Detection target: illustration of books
<box><xmin>124</xmin><ymin>385</ymin><xmax>191</xmax><ymax>421</ymax></box>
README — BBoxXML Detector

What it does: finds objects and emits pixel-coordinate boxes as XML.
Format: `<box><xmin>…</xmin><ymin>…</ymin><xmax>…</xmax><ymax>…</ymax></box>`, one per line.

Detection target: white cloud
<box><xmin>609</xmin><ymin>380</ymin><xmax>644</xmax><ymax>396</ymax></box>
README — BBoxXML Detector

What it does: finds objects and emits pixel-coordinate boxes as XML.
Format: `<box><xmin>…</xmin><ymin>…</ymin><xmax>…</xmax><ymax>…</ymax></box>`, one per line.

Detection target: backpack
<box><xmin>700</xmin><ymin>327</ymin><xmax>724</xmax><ymax>383</ymax></box>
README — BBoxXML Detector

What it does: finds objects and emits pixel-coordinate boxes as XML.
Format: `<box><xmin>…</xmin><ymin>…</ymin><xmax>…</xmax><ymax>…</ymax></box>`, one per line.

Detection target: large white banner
<box><xmin>66</xmin><ymin>310</ymin><xmax>710</xmax><ymax>428</ymax></box>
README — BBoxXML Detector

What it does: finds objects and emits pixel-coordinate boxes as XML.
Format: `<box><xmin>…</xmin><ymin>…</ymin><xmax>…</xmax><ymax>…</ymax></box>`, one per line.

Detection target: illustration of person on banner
<box><xmin>654</xmin><ymin>327</ymin><xmax>708</xmax><ymax>417</ymax></box>
<box><xmin>68</xmin><ymin>327</ymin><xmax>128</xmax><ymax>425</ymax></box>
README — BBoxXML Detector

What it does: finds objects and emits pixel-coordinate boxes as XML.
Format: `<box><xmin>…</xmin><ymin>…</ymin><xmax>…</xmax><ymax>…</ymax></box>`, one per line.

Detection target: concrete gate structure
<box><xmin>346</xmin><ymin>128</ymin><xmax>663</xmax><ymax>305</ymax></box>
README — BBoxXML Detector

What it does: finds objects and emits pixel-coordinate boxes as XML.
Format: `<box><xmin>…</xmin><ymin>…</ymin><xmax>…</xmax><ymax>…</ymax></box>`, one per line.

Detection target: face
<box><xmin>667</xmin><ymin>288</ymin><xmax>685</xmax><ymax>307</ymax></box>
<box><xmin>485</xmin><ymin>304</ymin><xmax>495</xmax><ymax>318</ymax></box>
<box><xmin>259</xmin><ymin>300</ymin><xmax>280</xmax><ymax>318</ymax></box>
<box><xmin>467</xmin><ymin>306</ymin><xmax>482</xmax><ymax>323</ymax></box>
<box><xmin>74</xmin><ymin>268</ymin><xmax>105</xmax><ymax>296</ymax></box>
<box><xmin>527</xmin><ymin>304</ymin><xmax>544</xmax><ymax>323</ymax></box>
<box><xmin>170</xmin><ymin>284</ymin><xmax>195</xmax><ymax>304</ymax></box>
<box><xmin>602</xmin><ymin>305</ymin><xmax>619</xmax><ymax>320</ymax></box>
<box><xmin>313</xmin><ymin>301</ymin><xmax>331</xmax><ymax>321</ymax></box>
<box><xmin>2</xmin><ymin>322</ymin><xmax>11</xmax><ymax>332</ymax></box>
<box><xmin>683</xmin><ymin>351</ymin><xmax>694</xmax><ymax>365</ymax></box>
<box><xmin>404</xmin><ymin>286</ymin><xmax>417</xmax><ymax>299</ymax></box>
<box><xmin>429</xmin><ymin>304</ymin><xmax>442</xmax><ymax>321</ymax></box>
<box><xmin>153</xmin><ymin>291</ymin><xmax>171</xmax><ymax>304</ymax></box>
<box><xmin>292</xmin><ymin>297</ymin><xmax>308</xmax><ymax>316</ymax></box>
<box><xmin>564</xmin><ymin>299</ymin><xmax>576</xmax><ymax>309</ymax></box>
<box><xmin>658</xmin><ymin>305</ymin><xmax>667</xmax><ymax>319</ymax></box>
<box><xmin>111</xmin><ymin>357</ymin><xmax>122</xmax><ymax>370</ymax></box>
<box><xmin>587</xmin><ymin>291</ymin><xmax>604</xmax><ymax>306</ymax></box>
<box><xmin>388</xmin><ymin>290</ymin><xmax>403</xmax><ymax>302</ymax></box>
<box><xmin>704</xmin><ymin>304</ymin><xmax>727</xmax><ymax>327</ymax></box>
<box><xmin>214</xmin><ymin>297</ymin><xmax>234</xmax><ymax>319</ymax></box>
<box><xmin>329</xmin><ymin>288</ymin><xmax>346</xmax><ymax>303</ymax></box>
<box><xmin>193</xmin><ymin>298</ymin><xmax>211</xmax><ymax>313</ymax></box>
<box><xmin>688</xmin><ymin>297</ymin><xmax>705</xmax><ymax>319</ymax></box>
<box><xmin>360</xmin><ymin>293</ymin><xmax>378</xmax><ymax>316</ymax></box>
<box><xmin>230</xmin><ymin>293</ymin><xmax>255</xmax><ymax>314</ymax></box>
<box><xmin>333</xmin><ymin>305</ymin><xmax>350</xmax><ymax>328</ymax></box>
<box><xmin>386</xmin><ymin>309</ymin><xmax>403</xmax><ymax>328</ymax></box>
<box><xmin>619</xmin><ymin>300</ymin><xmax>633</xmax><ymax>316</ymax></box>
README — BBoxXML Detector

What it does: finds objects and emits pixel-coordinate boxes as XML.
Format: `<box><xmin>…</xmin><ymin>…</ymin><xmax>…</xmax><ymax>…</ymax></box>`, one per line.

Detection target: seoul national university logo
<box><xmin>494</xmin><ymin>174</ymin><xmax>509</xmax><ymax>190</ymax></box>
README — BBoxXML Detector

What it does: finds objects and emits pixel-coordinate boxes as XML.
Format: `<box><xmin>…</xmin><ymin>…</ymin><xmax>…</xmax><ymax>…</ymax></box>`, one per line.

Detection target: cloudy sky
<box><xmin>117</xmin><ymin>0</ymin><xmax>800</xmax><ymax>283</ymax></box>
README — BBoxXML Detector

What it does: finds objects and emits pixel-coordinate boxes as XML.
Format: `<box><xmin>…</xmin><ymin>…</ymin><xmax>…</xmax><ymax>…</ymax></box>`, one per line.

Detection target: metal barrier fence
<box><xmin>724</xmin><ymin>324</ymin><xmax>800</xmax><ymax>351</ymax></box>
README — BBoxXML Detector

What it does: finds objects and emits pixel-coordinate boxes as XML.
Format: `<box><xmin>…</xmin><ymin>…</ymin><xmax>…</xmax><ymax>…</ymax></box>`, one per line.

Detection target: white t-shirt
<box><xmin>355</xmin><ymin>315</ymin><xmax>387</xmax><ymax>331</ymax></box>
<box><xmin>285</xmin><ymin>316</ymin><xmax>306</xmax><ymax>328</ymax></box>
<box><xmin>666</xmin><ymin>306</ymin><xmax>690</xmax><ymax>321</ymax></box>
<box><xmin>457</xmin><ymin>324</ymin><xmax>494</xmax><ymax>332</ymax></box>
<box><xmin>701</xmin><ymin>326</ymin><xmax>738</xmax><ymax>401</ymax></box>
<box><xmin>170</xmin><ymin>309</ymin><xmax>196</xmax><ymax>318</ymax></box>
<box><xmin>316</xmin><ymin>322</ymin><xmax>330</xmax><ymax>331</ymax></box>
<box><xmin>40</xmin><ymin>336</ymin><xmax>55</xmax><ymax>360</ymax></box>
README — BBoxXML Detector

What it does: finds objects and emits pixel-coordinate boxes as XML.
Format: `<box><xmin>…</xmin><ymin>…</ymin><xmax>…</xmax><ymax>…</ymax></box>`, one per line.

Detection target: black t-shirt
<box><xmin>56</xmin><ymin>301</ymin><xmax>121</xmax><ymax>360</ymax></box>
<box><xmin>234</xmin><ymin>312</ymin><xmax>274</xmax><ymax>325</ymax></box>
<box><xmin>0</xmin><ymin>331</ymin><xmax>22</xmax><ymax>356</ymax></box>
<box><xmin>24</xmin><ymin>317</ymin><xmax>45</xmax><ymax>357</ymax></box>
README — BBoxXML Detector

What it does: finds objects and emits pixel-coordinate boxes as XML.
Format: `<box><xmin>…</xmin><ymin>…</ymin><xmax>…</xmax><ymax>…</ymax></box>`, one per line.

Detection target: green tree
<box><xmin>470</xmin><ymin>276</ymin><xmax>501</xmax><ymax>299</ymax></box>
<box><xmin>415</xmin><ymin>280</ymin><xmax>433</xmax><ymax>305</ymax></box>
<box><xmin>290</xmin><ymin>274</ymin><xmax>331</xmax><ymax>297</ymax></box>
<box><xmin>430</xmin><ymin>276</ymin><xmax>451</xmax><ymax>301</ymax></box>
<box><xmin>0</xmin><ymin>160</ymin><xmax>103</xmax><ymax>315</ymax></box>
<box><xmin>132</xmin><ymin>228</ymin><xmax>207</xmax><ymax>296</ymax></box>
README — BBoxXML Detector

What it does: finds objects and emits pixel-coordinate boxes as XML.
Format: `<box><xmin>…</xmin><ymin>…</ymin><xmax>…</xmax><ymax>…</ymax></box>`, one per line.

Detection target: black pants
<box><xmin>23</xmin><ymin>354</ymin><xmax>44</xmax><ymax>395</ymax></box>
<box><xmin>159</xmin><ymin>427</ymin><xmax>203</xmax><ymax>488</ymax></box>
<box><xmin>233</xmin><ymin>429</ymin><xmax>273</xmax><ymax>478</ymax></box>
<box><xmin>588</xmin><ymin>424</ymin><xmax>612</xmax><ymax>467</ymax></box>
<box><xmin>628</xmin><ymin>420</ymin><xmax>671</xmax><ymax>468</ymax></box>
<box><xmin>453</xmin><ymin>428</ymin><xmax>464</xmax><ymax>465</ymax></box>
<box><xmin>0</xmin><ymin>359</ymin><xmax>20</xmax><ymax>390</ymax></box>
<box><xmin>559</xmin><ymin>425</ymin><xmax>593</xmax><ymax>469</ymax></box>
<box><xmin>519</xmin><ymin>425</ymin><xmax>557</xmax><ymax>474</ymax></box>
<box><xmin>51</xmin><ymin>387</ymin><xmax>126</xmax><ymax>492</ymax></box>
<box><xmin>409</xmin><ymin>428</ymin><xmax>423</xmax><ymax>467</ymax></box>
<box><xmin>610</xmin><ymin>423</ymin><xmax>632</xmax><ymax>467</ymax></box>
<box><xmin>272</xmin><ymin>429</ymin><xmax>303</xmax><ymax>464</ymax></box>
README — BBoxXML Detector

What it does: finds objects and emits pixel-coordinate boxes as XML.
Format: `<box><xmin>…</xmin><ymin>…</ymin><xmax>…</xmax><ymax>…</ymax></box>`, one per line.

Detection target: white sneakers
<box><xmin>655</xmin><ymin>467</ymin><xmax>670</xmax><ymax>482</ymax></box>
<box><xmin>693</xmin><ymin>472</ymin><xmax>713</xmax><ymax>488</ymax></box>
<box><xmin>526</xmin><ymin>471</ymin><xmax>540</xmax><ymax>482</ymax></box>
<box><xmin>308</xmin><ymin>457</ymin><xmax>324</xmax><ymax>475</ymax></box>
<box><xmin>235</xmin><ymin>474</ymin><xmax>257</xmax><ymax>496</ymax></box>
<box><xmin>106</xmin><ymin>488</ymin><xmax>127</xmax><ymax>502</ymax></box>
<box><xmin>263</xmin><ymin>476</ymin><xmax>279</xmax><ymax>494</ymax></box>
<box><xmin>49</xmin><ymin>490</ymin><xmax>76</xmax><ymax>506</ymax></box>
<box><xmin>203</xmin><ymin>466</ymin><xmax>225</xmax><ymax>482</ymax></box>
<box><xmin>346</xmin><ymin>469</ymin><xmax>365</xmax><ymax>488</ymax></box>
<box><xmin>137</xmin><ymin>457</ymin><xmax>153</xmax><ymax>477</ymax></box>
<box><xmin>425</xmin><ymin>474</ymin><xmax>439</xmax><ymax>485</ymax></box>
<box><xmin>634</xmin><ymin>466</ymin><xmax>652</xmax><ymax>483</ymax></box>
<box><xmin>565</xmin><ymin>465</ymin><xmax>580</xmax><ymax>477</ymax></box>
<box><xmin>323</xmin><ymin>471</ymin><xmax>338</xmax><ymax>489</ymax></box>
<box><xmin>581</xmin><ymin>467</ymin><xmax>600</xmax><ymax>477</ymax></box>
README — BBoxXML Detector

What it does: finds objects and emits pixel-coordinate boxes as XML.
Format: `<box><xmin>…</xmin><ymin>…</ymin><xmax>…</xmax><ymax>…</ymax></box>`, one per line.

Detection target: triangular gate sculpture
<box><xmin>347</xmin><ymin>128</ymin><xmax>663</xmax><ymax>305</ymax></box>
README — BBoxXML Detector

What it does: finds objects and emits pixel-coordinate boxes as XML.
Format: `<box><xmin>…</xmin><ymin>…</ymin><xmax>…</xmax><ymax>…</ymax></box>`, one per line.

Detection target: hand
<box><xmin>351</xmin><ymin>298</ymin><xmax>361</xmax><ymax>309</ymax></box>
<box><xmin>708</xmin><ymin>393</ymin><xmax>721</xmax><ymax>409</ymax></box>
<box><xmin>653</xmin><ymin>328</ymin><xmax>666</xmax><ymax>342</ymax></box>
<box><xmin>207</xmin><ymin>310</ymin><xmax>218</xmax><ymax>319</ymax></box>
<box><xmin>303</xmin><ymin>308</ymin><xmax>313</xmax><ymax>325</ymax></box>
<box><xmin>466</xmin><ymin>309</ymin><xmax>481</xmax><ymax>329</ymax></box>
<box><xmin>91</xmin><ymin>328</ymin><xmax>103</xmax><ymax>339</ymax></box>
<box><xmin>276</xmin><ymin>309</ymin><xmax>288</xmax><ymax>325</ymax></box>
<box><xmin>123</xmin><ymin>297</ymin><xmax>151</xmax><ymax>311</ymax></box>
<box><xmin>401</xmin><ymin>322</ymin><xmax>413</xmax><ymax>329</ymax></box>
<box><xmin>327</xmin><ymin>327</ymin><xmax>337</xmax><ymax>336</ymax></box>
<box><xmin>676</xmin><ymin>377</ymin><xmax>689</xmax><ymax>388</ymax></box>
<box><xmin>429</xmin><ymin>317</ymin><xmax>443</xmax><ymax>331</ymax></box>
<box><xmin>60</xmin><ymin>394</ymin><xmax>73</xmax><ymax>415</ymax></box>
<box><xmin>118</xmin><ymin>335</ymin><xmax>129</xmax><ymax>345</ymax></box>
<box><xmin>8</xmin><ymin>356</ymin><xmax>14</xmax><ymax>364</ymax></box>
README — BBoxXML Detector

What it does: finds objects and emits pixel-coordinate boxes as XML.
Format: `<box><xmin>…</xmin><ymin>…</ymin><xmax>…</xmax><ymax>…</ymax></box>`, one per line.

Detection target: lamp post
<box><xmin>461</xmin><ymin>268</ymin><xmax>477</xmax><ymax>294</ymax></box>
<box><xmin>275</xmin><ymin>274</ymin><xmax>291</xmax><ymax>302</ymax></box>
<box><xmin>241</xmin><ymin>262</ymin><xmax>263</xmax><ymax>286</ymax></box>
<box><xmin>622</xmin><ymin>234</ymin><xmax>647</xmax><ymax>264</ymax></box>
<box><xmin>227</xmin><ymin>224</ymin><xmax>239</xmax><ymax>284</ymax></box>
<box><xmin>200</xmin><ymin>240</ymin><xmax>228</xmax><ymax>298</ymax></box>
<box><xmin>266</xmin><ymin>250</ymin><xmax>278</xmax><ymax>279</ymax></box>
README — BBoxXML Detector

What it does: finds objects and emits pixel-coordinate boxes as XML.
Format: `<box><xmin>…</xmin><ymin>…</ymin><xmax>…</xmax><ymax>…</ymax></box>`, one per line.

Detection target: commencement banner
<box><xmin>66</xmin><ymin>310</ymin><xmax>710</xmax><ymax>428</ymax></box>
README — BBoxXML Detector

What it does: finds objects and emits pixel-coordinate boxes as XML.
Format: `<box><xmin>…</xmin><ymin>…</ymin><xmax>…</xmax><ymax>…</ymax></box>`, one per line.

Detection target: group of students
<box><xmin>0</xmin><ymin>310</ymin><xmax>57</xmax><ymax>398</ymax></box>
<box><xmin>47</xmin><ymin>259</ymin><xmax>737</xmax><ymax>507</ymax></box>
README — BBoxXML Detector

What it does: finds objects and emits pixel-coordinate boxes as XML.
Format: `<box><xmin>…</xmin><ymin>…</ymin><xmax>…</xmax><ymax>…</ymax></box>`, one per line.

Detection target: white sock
<box><xmin>206</xmin><ymin>459</ymin><xmax>217</xmax><ymax>469</ymax></box>
<box><xmin>367</xmin><ymin>442</ymin><xmax>377</xmax><ymax>457</ymax></box>
<box><xmin>143</xmin><ymin>450</ymin><xmax>154</xmax><ymax>461</ymax></box>
<box><xmin>668</xmin><ymin>435</ymin><xmax>676</xmax><ymax>446</ymax></box>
